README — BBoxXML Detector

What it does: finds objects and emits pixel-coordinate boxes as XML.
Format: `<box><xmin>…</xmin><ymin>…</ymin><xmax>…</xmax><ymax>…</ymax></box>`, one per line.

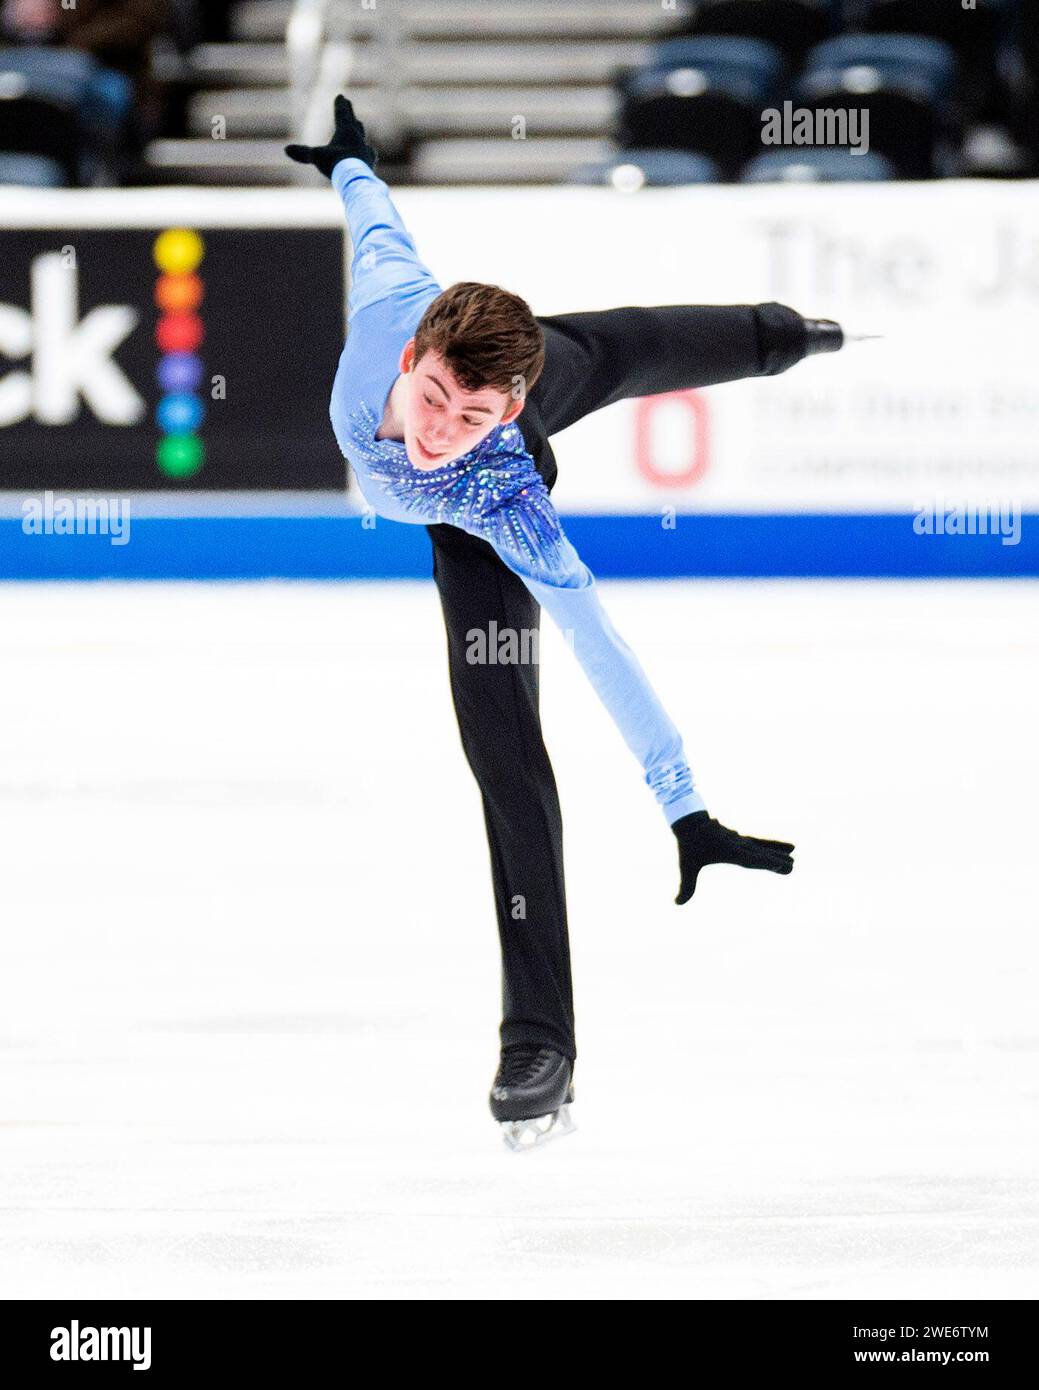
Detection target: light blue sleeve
<box><xmin>488</xmin><ymin>512</ymin><xmax>706</xmax><ymax>827</ymax></box>
<box><xmin>331</xmin><ymin>157</ymin><xmax>442</xmax><ymax>318</ymax></box>
<box><xmin>323</xmin><ymin>161</ymin><xmax>702</xmax><ymax>823</ymax></box>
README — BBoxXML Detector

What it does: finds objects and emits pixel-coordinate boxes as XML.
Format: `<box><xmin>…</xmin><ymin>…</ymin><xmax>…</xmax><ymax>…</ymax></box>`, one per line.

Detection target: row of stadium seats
<box><xmin>612</xmin><ymin>33</ymin><xmax>967</xmax><ymax>180</ymax></box>
<box><xmin>2</xmin><ymin>0</ymin><xmax>1036</xmax><ymax>186</ymax></box>
<box><xmin>140</xmin><ymin>0</ymin><xmax>1039</xmax><ymax>187</ymax></box>
<box><xmin>674</xmin><ymin>0</ymin><xmax>1020</xmax><ymax>108</ymax></box>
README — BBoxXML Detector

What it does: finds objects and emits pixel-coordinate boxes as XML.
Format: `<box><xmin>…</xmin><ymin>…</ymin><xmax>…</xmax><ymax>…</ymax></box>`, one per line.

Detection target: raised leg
<box><xmin>530</xmin><ymin>301</ymin><xmax>806</xmax><ymax>436</ymax></box>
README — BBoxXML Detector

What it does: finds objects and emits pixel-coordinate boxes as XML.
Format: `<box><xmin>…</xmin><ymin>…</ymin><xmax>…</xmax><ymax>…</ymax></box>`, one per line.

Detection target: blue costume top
<box><xmin>328</xmin><ymin>157</ymin><xmax>706</xmax><ymax>825</ymax></box>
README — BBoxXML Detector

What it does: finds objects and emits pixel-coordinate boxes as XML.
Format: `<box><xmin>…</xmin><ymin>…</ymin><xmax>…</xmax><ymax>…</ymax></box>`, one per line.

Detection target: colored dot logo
<box><xmin>153</xmin><ymin>228</ymin><xmax>206</xmax><ymax>479</ymax></box>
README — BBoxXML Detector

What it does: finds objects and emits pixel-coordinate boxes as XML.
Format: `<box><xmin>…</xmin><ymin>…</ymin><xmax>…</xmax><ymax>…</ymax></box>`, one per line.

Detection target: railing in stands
<box><xmin>286</xmin><ymin>0</ymin><xmax>406</xmax><ymax>167</ymax></box>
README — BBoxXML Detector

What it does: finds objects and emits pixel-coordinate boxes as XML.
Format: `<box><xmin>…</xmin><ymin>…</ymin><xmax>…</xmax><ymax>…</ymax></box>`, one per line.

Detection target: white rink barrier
<box><xmin>1</xmin><ymin>182</ymin><xmax>1037</xmax><ymax>577</ymax></box>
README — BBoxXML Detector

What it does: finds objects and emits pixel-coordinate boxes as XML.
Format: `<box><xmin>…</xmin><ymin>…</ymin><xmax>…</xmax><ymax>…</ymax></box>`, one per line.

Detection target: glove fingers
<box><xmin>763</xmin><ymin>855</ymin><xmax>794</xmax><ymax>875</ymax></box>
<box><xmin>335</xmin><ymin>94</ymin><xmax>368</xmax><ymax>138</ymax></box>
<box><xmin>744</xmin><ymin>835</ymin><xmax>795</xmax><ymax>853</ymax></box>
<box><xmin>675</xmin><ymin>846</ymin><xmax>792</xmax><ymax>902</ymax></box>
<box><xmin>284</xmin><ymin>144</ymin><xmax>311</xmax><ymax>164</ymax></box>
<box><xmin>749</xmin><ymin>850</ymin><xmax>795</xmax><ymax>874</ymax></box>
<box><xmin>730</xmin><ymin>843</ymin><xmax>794</xmax><ymax>871</ymax></box>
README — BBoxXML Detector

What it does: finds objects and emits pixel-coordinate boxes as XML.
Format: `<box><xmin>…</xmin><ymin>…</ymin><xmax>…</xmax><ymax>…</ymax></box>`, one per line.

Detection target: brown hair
<box><xmin>413</xmin><ymin>281</ymin><xmax>545</xmax><ymax>403</ymax></box>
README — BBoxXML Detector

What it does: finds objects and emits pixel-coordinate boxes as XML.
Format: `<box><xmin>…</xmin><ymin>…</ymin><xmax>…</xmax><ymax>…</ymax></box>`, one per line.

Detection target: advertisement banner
<box><xmin>1</xmin><ymin>181</ymin><xmax>1037</xmax><ymax>577</ymax></box>
<box><xmin>0</xmin><ymin>194</ymin><xmax>346</xmax><ymax>491</ymax></box>
<box><xmin>391</xmin><ymin>179</ymin><xmax>1039</xmax><ymax>516</ymax></box>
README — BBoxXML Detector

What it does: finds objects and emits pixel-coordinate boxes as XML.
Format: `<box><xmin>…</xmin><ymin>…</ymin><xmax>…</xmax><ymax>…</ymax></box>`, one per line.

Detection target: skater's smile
<box><xmin>393</xmin><ymin>342</ymin><xmax>526</xmax><ymax>471</ymax></box>
<box><xmin>415</xmin><ymin>437</ymin><xmax>444</xmax><ymax>463</ymax></box>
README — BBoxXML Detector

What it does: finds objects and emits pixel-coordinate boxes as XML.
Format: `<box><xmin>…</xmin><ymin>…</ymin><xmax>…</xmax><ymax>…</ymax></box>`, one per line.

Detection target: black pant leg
<box><xmin>429</xmin><ymin>522</ymin><xmax>576</xmax><ymax>1062</ymax></box>
<box><xmin>424</xmin><ymin>300</ymin><xmax>806</xmax><ymax>1066</ymax></box>
<box><xmin>531</xmin><ymin>301</ymin><xmax>805</xmax><ymax>435</ymax></box>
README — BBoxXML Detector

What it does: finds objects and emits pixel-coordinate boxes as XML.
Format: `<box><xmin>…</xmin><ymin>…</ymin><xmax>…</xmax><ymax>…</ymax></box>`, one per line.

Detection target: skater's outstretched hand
<box><xmin>285</xmin><ymin>95</ymin><xmax>378</xmax><ymax>179</ymax></box>
<box><xmin>672</xmin><ymin>810</ymin><xmax>794</xmax><ymax>905</ymax></box>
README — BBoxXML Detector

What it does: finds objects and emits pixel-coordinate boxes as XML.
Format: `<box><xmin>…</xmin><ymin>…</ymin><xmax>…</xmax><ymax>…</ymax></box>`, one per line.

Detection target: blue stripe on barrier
<box><xmin>1</xmin><ymin>513</ymin><xmax>1037</xmax><ymax>580</ymax></box>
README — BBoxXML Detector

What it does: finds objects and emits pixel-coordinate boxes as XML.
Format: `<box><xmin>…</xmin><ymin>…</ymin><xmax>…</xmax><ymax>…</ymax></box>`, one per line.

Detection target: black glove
<box><xmin>285</xmin><ymin>95</ymin><xmax>378</xmax><ymax>179</ymax></box>
<box><xmin>672</xmin><ymin>810</ymin><xmax>794</xmax><ymax>905</ymax></box>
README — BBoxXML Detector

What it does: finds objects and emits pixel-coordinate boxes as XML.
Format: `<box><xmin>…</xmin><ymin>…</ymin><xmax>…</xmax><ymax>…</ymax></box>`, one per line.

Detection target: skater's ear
<box><xmin>399</xmin><ymin>338</ymin><xmax>417</xmax><ymax>373</ymax></box>
<box><xmin>499</xmin><ymin>396</ymin><xmax>525</xmax><ymax>425</ymax></box>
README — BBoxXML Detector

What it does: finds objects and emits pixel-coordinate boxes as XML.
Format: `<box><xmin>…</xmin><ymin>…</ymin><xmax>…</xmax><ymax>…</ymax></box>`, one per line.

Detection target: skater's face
<box><xmin>400</xmin><ymin>341</ymin><xmax>525</xmax><ymax>469</ymax></box>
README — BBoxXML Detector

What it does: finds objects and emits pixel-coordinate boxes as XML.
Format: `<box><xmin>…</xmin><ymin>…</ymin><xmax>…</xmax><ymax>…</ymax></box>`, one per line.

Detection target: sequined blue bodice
<box><xmin>344</xmin><ymin>401</ymin><xmax>576</xmax><ymax>587</ymax></box>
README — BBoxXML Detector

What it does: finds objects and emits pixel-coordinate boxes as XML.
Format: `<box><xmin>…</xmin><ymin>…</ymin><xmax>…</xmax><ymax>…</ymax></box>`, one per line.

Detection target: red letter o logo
<box><xmin>634</xmin><ymin>391</ymin><xmax>709</xmax><ymax>488</ymax></box>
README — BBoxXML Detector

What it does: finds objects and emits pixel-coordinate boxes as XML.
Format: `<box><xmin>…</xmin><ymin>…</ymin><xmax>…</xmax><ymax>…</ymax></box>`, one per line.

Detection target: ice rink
<box><xmin>1</xmin><ymin>578</ymin><xmax>1036</xmax><ymax>1300</ymax></box>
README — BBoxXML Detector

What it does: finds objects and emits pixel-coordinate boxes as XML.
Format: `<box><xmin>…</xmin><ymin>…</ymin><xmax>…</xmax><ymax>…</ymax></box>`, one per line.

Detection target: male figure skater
<box><xmin>287</xmin><ymin>98</ymin><xmax>844</xmax><ymax>1147</ymax></box>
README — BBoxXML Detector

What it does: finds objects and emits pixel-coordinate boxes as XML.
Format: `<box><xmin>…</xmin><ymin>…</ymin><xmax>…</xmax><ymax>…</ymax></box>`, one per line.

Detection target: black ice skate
<box><xmin>489</xmin><ymin>1046</ymin><xmax>575</xmax><ymax>1152</ymax></box>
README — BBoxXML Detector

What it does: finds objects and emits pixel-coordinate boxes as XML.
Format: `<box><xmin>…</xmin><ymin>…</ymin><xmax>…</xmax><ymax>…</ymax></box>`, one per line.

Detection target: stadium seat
<box><xmin>616</xmin><ymin>37</ymin><xmax>784</xmax><ymax>178</ymax></box>
<box><xmin>804</xmin><ymin>33</ymin><xmax>959</xmax><ymax>93</ymax></box>
<box><xmin>741</xmin><ymin>147</ymin><xmax>897</xmax><ymax>181</ymax></box>
<box><xmin>795</xmin><ymin>34</ymin><xmax>961</xmax><ymax>177</ymax></box>
<box><xmin>847</xmin><ymin>0</ymin><xmax>1016</xmax><ymax>114</ymax></box>
<box><xmin>650</xmin><ymin>36</ymin><xmax>787</xmax><ymax>96</ymax></box>
<box><xmin>565</xmin><ymin>149</ymin><xmax>721</xmax><ymax>187</ymax></box>
<box><xmin>677</xmin><ymin>0</ymin><xmax>833</xmax><ymax>66</ymax></box>
<box><xmin>0</xmin><ymin>151</ymin><xmax>66</xmax><ymax>186</ymax></box>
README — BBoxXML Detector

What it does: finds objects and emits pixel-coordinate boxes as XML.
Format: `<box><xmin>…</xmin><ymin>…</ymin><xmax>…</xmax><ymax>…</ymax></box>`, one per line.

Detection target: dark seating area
<box><xmin>0</xmin><ymin>1</ymin><xmax>1034</xmax><ymax>186</ymax></box>
<box><xmin>608</xmin><ymin>0</ymin><xmax>1035</xmax><ymax>185</ymax></box>
<box><xmin>0</xmin><ymin>0</ymin><xmax>229</xmax><ymax>185</ymax></box>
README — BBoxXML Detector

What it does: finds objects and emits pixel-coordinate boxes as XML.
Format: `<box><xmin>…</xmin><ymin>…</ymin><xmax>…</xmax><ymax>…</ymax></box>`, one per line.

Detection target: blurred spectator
<box><xmin>1</xmin><ymin>0</ymin><xmax>169</xmax><ymax>177</ymax></box>
<box><xmin>2</xmin><ymin>0</ymin><xmax>169</xmax><ymax>124</ymax></box>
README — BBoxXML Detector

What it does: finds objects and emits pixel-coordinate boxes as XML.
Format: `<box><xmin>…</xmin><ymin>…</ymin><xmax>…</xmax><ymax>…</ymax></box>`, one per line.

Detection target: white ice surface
<box><xmin>0</xmin><ymin>579</ymin><xmax>1036</xmax><ymax>1300</ymax></box>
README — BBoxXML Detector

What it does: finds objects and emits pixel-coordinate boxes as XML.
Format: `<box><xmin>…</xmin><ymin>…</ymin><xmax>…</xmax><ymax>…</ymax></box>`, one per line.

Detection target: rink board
<box><xmin>1</xmin><ymin>512</ymin><xmax>1036</xmax><ymax>579</ymax></box>
<box><xmin>1</xmin><ymin>182</ymin><xmax>1037</xmax><ymax>577</ymax></box>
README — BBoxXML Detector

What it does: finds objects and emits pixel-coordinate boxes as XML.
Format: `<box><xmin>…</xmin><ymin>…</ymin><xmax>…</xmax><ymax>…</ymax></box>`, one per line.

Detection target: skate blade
<box><xmin>500</xmin><ymin>1104</ymin><xmax>575</xmax><ymax>1154</ymax></box>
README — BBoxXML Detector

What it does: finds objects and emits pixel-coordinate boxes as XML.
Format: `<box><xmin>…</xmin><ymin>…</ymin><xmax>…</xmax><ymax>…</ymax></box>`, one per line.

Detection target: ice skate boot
<box><xmin>489</xmin><ymin>1045</ymin><xmax>575</xmax><ymax>1152</ymax></box>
